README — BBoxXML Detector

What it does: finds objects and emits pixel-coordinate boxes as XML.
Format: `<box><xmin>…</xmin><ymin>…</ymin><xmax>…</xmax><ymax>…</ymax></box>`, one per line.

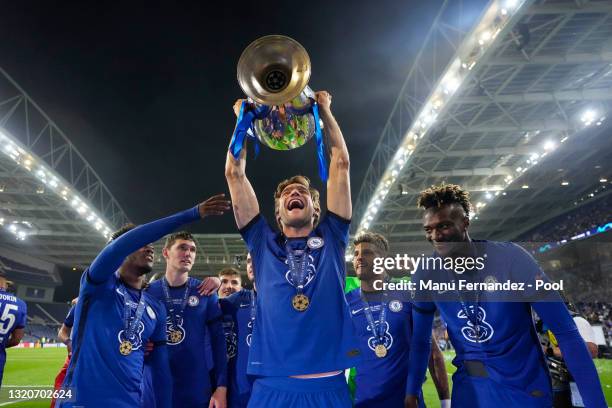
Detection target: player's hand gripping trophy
<box><xmin>229</xmin><ymin>35</ymin><xmax>328</xmax><ymax>181</ymax></box>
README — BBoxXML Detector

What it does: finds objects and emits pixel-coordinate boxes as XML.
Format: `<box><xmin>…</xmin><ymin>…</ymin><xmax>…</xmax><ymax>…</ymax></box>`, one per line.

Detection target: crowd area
<box><xmin>520</xmin><ymin>193</ymin><xmax>611</xmax><ymax>243</ymax></box>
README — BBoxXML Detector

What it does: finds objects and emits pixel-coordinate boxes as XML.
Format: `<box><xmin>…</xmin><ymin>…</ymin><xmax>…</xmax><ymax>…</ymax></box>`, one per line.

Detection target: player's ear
<box><xmin>162</xmin><ymin>247</ymin><xmax>170</xmax><ymax>260</ymax></box>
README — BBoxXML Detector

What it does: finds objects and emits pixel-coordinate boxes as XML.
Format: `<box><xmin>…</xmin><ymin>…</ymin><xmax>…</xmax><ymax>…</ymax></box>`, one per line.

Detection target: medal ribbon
<box><xmin>161</xmin><ymin>278</ymin><xmax>192</xmax><ymax>329</ymax></box>
<box><xmin>285</xmin><ymin>243</ymin><xmax>312</xmax><ymax>295</ymax></box>
<box><xmin>249</xmin><ymin>289</ymin><xmax>256</xmax><ymax>336</ymax></box>
<box><xmin>120</xmin><ymin>284</ymin><xmax>147</xmax><ymax>341</ymax></box>
<box><xmin>360</xmin><ymin>290</ymin><xmax>389</xmax><ymax>346</ymax></box>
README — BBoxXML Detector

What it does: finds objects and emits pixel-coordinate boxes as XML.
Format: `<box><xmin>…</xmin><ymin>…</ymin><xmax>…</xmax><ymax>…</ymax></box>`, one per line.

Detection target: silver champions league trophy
<box><xmin>230</xmin><ymin>35</ymin><xmax>327</xmax><ymax>181</ymax></box>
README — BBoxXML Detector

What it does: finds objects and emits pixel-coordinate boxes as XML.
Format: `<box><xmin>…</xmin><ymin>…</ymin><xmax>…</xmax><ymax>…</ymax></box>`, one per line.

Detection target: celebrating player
<box><xmin>58</xmin><ymin>194</ymin><xmax>230</xmax><ymax>408</ymax></box>
<box><xmin>225</xmin><ymin>90</ymin><xmax>360</xmax><ymax>407</ymax></box>
<box><xmin>145</xmin><ymin>231</ymin><xmax>227</xmax><ymax>407</ymax></box>
<box><xmin>347</xmin><ymin>232</ymin><xmax>450</xmax><ymax>407</ymax></box>
<box><xmin>404</xmin><ymin>184</ymin><xmax>606</xmax><ymax>408</ymax></box>
<box><xmin>0</xmin><ymin>275</ymin><xmax>26</xmax><ymax>388</ymax></box>
<box><xmin>220</xmin><ymin>252</ymin><xmax>257</xmax><ymax>407</ymax></box>
<box><xmin>218</xmin><ymin>267</ymin><xmax>243</xmax><ymax>299</ymax></box>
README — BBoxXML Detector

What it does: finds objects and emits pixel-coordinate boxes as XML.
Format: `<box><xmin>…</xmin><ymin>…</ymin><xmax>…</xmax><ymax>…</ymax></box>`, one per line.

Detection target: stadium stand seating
<box><xmin>0</xmin><ymin>255</ymin><xmax>57</xmax><ymax>285</ymax></box>
<box><xmin>519</xmin><ymin>194</ymin><xmax>612</xmax><ymax>243</ymax></box>
<box><xmin>23</xmin><ymin>302</ymin><xmax>71</xmax><ymax>342</ymax></box>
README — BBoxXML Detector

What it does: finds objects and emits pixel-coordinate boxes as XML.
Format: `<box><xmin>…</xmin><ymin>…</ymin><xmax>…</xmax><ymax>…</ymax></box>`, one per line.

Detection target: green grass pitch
<box><xmin>1</xmin><ymin>348</ymin><xmax>611</xmax><ymax>407</ymax></box>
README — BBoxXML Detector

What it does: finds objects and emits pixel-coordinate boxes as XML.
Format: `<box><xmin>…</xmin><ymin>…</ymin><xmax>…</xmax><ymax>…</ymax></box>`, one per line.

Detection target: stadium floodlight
<box><xmin>600</xmin><ymin>178</ymin><xmax>608</xmax><ymax>183</ymax></box>
<box><xmin>543</xmin><ymin>140</ymin><xmax>556</xmax><ymax>151</ymax></box>
<box><xmin>0</xmin><ymin>127</ymin><xmax>114</xmax><ymax>239</ymax></box>
<box><xmin>580</xmin><ymin>109</ymin><xmax>597</xmax><ymax>126</ymax></box>
<box><xmin>521</xmin><ymin>185</ymin><xmax>529</xmax><ymax>189</ymax></box>
<box><xmin>353</xmin><ymin>0</ymin><xmax>530</xmax><ymax>236</ymax></box>
<box><xmin>561</xmin><ymin>181</ymin><xmax>569</xmax><ymax>186</ymax></box>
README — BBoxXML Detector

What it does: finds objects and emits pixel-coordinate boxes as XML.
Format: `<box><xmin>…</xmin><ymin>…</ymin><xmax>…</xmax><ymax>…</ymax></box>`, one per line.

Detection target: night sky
<box><xmin>1</xmin><ymin>1</ymin><xmax>451</xmax><ymax>233</ymax></box>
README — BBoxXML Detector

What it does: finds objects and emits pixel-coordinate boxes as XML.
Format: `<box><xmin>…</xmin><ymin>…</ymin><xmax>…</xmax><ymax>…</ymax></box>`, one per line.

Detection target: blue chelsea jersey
<box><xmin>59</xmin><ymin>271</ymin><xmax>167</xmax><ymax>408</ymax></box>
<box><xmin>346</xmin><ymin>288</ymin><xmax>414</xmax><ymax>405</ymax></box>
<box><xmin>240</xmin><ymin>212</ymin><xmax>361</xmax><ymax>376</ymax></box>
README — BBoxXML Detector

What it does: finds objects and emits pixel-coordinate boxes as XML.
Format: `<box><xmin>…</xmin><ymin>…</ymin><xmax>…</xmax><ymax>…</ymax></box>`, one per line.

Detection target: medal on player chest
<box><xmin>119</xmin><ymin>340</ymin><xmax>133</xmax><ymax>355</ymax></box>
<box><xmin>285</xmin><ymin>242</ymin><xmax>317</xmax><ymax>312</ymax></box>
<box><xmin>292</xmin><ymin>293</ymin><xmax>310</xmax><ymax>312</ymax></box>
<box><xmin>374</xmin><ymin>344</ymin><xmax>388</xmax><ymax>358</ymax></box>
<box><xmin>169</xmin><ymin>329</ymin><xmax>183</xmax><ymax>343</ymax></box>
<box><xmin>119</xmin><ymin>285</ymin><xmax>146</xmax><ymax>357</ymax></box>
<box><xmin>361</xmin><ymin>290</ymin><xmax>389</xmax><ymax>358</ymax></box>
<box><xmin>162</xmin><ymin>279</ymin><xmax>191</xmax><ymax>343</ymax></box>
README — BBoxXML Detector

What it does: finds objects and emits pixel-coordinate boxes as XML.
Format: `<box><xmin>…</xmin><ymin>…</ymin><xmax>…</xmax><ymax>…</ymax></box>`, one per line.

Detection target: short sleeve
<box><xmin>318</xmin><ymin>211</ymin><xmax>350</xmax><ymax>248</ymax></box>
<box><xmin>239</xmin><ymin>214</ymin><xmax>274</xmax><ymax>258</ymax></box>
<box><xmin>151</xmin><ymin>302</ymin><xmax>168</xmax><ymax>344</ymax></box>
<box><xmin>64</xmin><ymin>305</ymin><xmax>76</xmax><ymax>327</ymax></box>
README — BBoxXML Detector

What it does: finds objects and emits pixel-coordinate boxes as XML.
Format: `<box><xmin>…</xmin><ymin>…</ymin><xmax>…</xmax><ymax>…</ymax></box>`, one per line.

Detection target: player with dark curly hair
<box><xmin>405</xmin><ymin>183</ymin><xmax>606</xmax><ymax>408</ymax></box>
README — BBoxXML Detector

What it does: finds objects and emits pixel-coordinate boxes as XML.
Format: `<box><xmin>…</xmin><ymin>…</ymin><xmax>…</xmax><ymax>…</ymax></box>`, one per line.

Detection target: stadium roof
<box><xmin>352</xmin><ymin>0</ymin><xmax>612</xmax><ymax>254</ymax></box>
<box><xmin>0</xmin><ymin>68</ymin><xmax>130</xmax><ymax>268</ymax></box>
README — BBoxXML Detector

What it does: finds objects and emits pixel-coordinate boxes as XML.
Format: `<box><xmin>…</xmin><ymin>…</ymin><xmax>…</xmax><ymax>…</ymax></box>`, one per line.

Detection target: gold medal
<box><xmin>169</xmin><ymin>329</ymin><xmax>183</xmax><ymax>343</ymax></box>
<box><xmin>119</xmin><ymin>340</ymin><xmax>133</xmax><ymax>356</ymax></box>
<box><xmin>374</xmin><ymin>344</ymin><xmax>387</xmax><ymax>358</ymax></box>
<box><xmin>292</xmin><ymin>294</ymin><xmax>310</xmax><ymax>312</ymax></box>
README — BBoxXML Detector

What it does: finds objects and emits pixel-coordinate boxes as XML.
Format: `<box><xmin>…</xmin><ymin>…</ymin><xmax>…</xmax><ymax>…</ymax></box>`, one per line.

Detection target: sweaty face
<box><xmin>246</xmin><ymin>253</ymin><xmax>255</xmax><ymax>283</ymax></box>
<box><xmin>164</xmin><ymin>239</ymin><xmax>196</xmax><ymax>273</ymax></box>
<box><xmin>277</xmin><ymin>183</ymin><xmax>317</xmax><ymax>231</ymax></box>
<box><xmin>125</xmin><ymin>244</ymin><xmax>155</xmax><ymax>276</ymax></box>
<box><xmin>218</xmin><ymin>274</ymin><xmax>242</xmax><ymax>298</ymax></box>
<box><xmin>353</xmin><ymin>242</ymin><xmax>381</xmax><ymax>282</ymax></box>
<box><xmin>422</xmin><ymin>204</ymin><xmax>469</xmax><ymax>257</ymax></box>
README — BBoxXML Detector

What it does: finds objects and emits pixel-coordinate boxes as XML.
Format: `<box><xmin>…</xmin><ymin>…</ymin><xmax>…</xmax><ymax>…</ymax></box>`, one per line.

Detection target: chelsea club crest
<box><xmin>188</xmin><ymin>295</ymin><xmax>199</xmax><ymax>307</ymax></box>
<box><xmin>389</xmin><ymin>300</ymin><xmax>403</xmax><ymax>312</ymax></box>
<box><xmin>307</xmin><ymin>237</ymin><xmax>324</xmax><ymax>250</ymax></box>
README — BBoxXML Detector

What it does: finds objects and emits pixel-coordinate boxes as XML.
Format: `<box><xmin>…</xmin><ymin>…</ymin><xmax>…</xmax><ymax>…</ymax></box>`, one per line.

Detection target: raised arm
<box><xmin>317</xmin><ymin>91</ymin><xmax>351</xmax><ymax>219</ymax></box>
<box><xmin>225</xmin><ymin>99</ymin><xmax>260</xmax><ymax>229</ymax></box>
<box><xmin>89</xmin><ymin>195</ymin><xmax>230</xmax><ymax>284</ymax></box>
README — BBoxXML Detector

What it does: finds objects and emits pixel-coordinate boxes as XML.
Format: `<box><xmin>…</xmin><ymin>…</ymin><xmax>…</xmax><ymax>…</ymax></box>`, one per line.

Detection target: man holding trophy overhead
<box><xmin>225</xmin><ymin>35</ymin><xmax>360</xmax><ymax>407</ymax></box>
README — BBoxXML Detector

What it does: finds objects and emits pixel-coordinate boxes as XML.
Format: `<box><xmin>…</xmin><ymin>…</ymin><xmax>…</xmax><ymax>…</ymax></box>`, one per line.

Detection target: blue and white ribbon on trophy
<box><xmin>229</xmin><ymin>100</ymin><xmax>328</xmax><ymax>182</ymax></box>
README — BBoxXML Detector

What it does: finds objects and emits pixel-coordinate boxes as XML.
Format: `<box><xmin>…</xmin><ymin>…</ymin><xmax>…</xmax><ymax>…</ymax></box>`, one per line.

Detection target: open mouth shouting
<box><xmin>286</xmin><ymin>197</ymin><xmax>305</xmax><ymax>211</ymax></box>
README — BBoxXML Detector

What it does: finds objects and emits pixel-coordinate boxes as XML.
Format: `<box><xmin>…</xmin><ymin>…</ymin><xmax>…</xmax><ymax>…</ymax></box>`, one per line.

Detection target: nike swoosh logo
<box><xmin>351</xmin><ymin>308</ymin><xmax>363</xmax><ymax>315</ymax></box>
<box><xmin>239</xmin><ymin>303</ymin><xmax>250</xmax><ymax>307</ymax></box>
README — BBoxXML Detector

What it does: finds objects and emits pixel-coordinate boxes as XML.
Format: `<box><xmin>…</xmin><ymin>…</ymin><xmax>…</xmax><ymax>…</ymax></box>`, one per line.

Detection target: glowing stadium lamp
<box><xmin>521</xmin><ymin>184</ymin><xmax>529</xmax><ymax>189</ymax></box>
<box><xmin>580</xmin><ymin>109</ymin><xmax>597</xmax><ymax>126</ymax></box>
<box><xmin>485</xmin><ymin>192</ymin><xmax>492</xmax><ymax>200</ymax></box>
<box><xmin>600</xmin><ymin>178</ymin><xmax>608</xmax><ymax>183</ymax></box>
<box><xmin>505</xmin><ymin>0</ymin><xmax>519</xmax><ymax>9</ymax></box>
<box><xmin>542</xmin><ymin>140</ymin><xmax>556</xmax><ymax>151</ymax></box>
<box><xmin>561</xmin><ymin>181</ymin><xmax>569</xmax><ymax>186</ymax></box>
<box><xmin>478</xmin><ymin>30</ymin><xmax>492</xmax><ymax>45</ymax></box>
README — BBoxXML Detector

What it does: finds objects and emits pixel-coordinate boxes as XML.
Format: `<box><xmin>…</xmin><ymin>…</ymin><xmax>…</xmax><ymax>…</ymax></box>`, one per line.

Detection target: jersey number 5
<box><xmin>0</xmin><ymin>304</ymin><xmax>18</xmax><ymax>335</ymax></box>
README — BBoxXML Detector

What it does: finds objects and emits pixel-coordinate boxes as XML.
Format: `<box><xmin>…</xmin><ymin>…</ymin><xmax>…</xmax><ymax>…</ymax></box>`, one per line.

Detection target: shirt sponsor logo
<box><xmin>457</xmin><ymin>306</ymin><xmax>494</xmax><ymax>343</ymax></box>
